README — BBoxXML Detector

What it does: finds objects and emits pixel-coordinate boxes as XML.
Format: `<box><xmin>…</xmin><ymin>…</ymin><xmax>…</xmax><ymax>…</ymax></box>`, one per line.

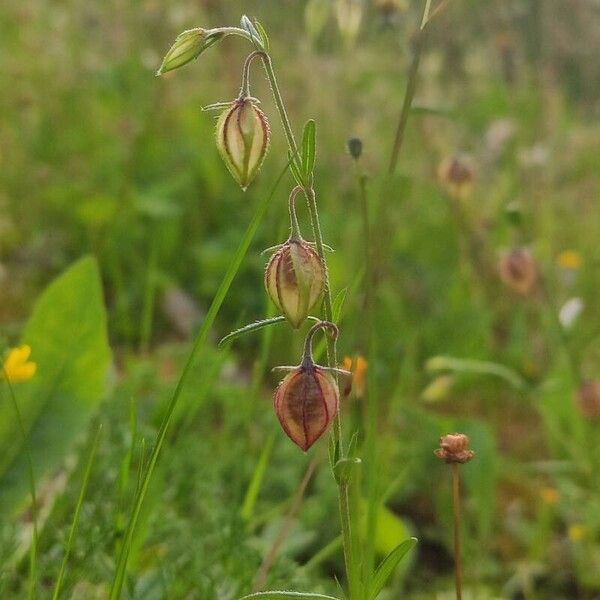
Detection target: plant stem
<box><xmin>259</xmin><ymin>52</ymin><xmax>359</xmax><ymax>598</ymax></box>
<box><xmin>2</xmin><ymin>375</ymin><xmax>38</xmax><ymax>600</ymax></box>
<box><xmin>388</xmin><ymin>0</ymin><xmax>435</xmax><ymax>175</ymax></box>
<box><xmin>452</xmin><ymin>463</ymin><xmax>463</xmax><ymax>600</ymax></box>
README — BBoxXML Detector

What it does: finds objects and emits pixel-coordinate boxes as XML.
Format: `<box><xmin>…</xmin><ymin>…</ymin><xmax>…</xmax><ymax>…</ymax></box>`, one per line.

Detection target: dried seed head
<box><xmin>498</xmin><ymin>248</ymin><xmax>537</xmax><ymax>295</ymax></box>
<box><xmin>435</xmin><ymin>433</ymin><xmax>475</xmax><ymax>464</ymax></box>
<box><xmin>575</xmin><ymin>380</ymin><xmax>600</xmax><ymax>419</ymax></box>
<box><xmin>273</xmin><ymin>322</ymin><xmax>347</xmax><ymax>451</ymax></box>
<box><xmin>438</xmin><ymin>155</ymin><xmax>474</xmax><ymax>200</ymax></box>
<box><xmin>265</xmin><ymin>241</ymin><xmax>325</xmax><ymax>328</ymax></box>
<box><xmin>216</xmin><ymin>97</ymin><xmax>270</xmax><ymax>190</ymax></box>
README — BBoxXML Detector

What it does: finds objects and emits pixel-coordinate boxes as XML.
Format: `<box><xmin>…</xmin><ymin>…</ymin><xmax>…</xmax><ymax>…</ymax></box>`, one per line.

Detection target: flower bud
<box><xmin>498</xmin><ymin>247</ymin><xmax>537</xmax><ymax>295</ymax></box>
<box><xmin>265</xmin><ymin>239</ymin><xmax>325</xmax><ymax>328</ymax></box>
<box><xmin>216</xmin><ymin>97</ymin><xmax>270</xmax><ymax>190</ymax></box>
<box><xmin>434</xmin><ymin>433</ymin><xmax>475</xmax><ymax>464</ymax></box>
<box><xmin>273</xmin><ymin>322</ymin><xmax>348</xmax><ymax>451</ymax></box>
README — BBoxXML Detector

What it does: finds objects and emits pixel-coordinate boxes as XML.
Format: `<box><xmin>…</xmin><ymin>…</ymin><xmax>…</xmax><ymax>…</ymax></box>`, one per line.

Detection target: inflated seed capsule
<box><xmin>216</xmin><ymin>97</ymin><xmax>270</xmax><ymax>190</ymax></box>
<box><xmin>273</xmin><ymin>322</ymin><xmax>350</xmax><ymax>451</ymax></box>
<box><xmin>264</xmin><ymin>187</ymin><xmax>325</xmax><ymax>328</ymax></box>
<box><xmin>498</xmin><ymin>247</ymin><xmax>537</xmax><ymax>295</ymax></box>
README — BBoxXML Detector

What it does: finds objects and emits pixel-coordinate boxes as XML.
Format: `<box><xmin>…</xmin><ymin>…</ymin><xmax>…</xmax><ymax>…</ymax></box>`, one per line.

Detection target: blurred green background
<box><xmin>1</xmin><ymin>0</ymin><xmax>599</xmax><ymax>598</ymax></box>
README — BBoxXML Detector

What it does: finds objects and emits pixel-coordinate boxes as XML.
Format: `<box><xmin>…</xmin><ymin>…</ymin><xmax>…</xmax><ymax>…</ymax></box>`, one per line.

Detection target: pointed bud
<box><xmin>216</xmin><ymin>98</ymin><xmax>270</xmax><ymax>190</ymax></box>
<box><xmin>265</xmin><ymin>240</ymin><xmax>325</xmax><ymax>328</ymax></box>
<box><xmin>273</xmin><ymin>322</ymin><xmax>347</xmax><ymax>451</ymax></box>
<box><xmin>157</xmin><ymin>28</ymin><xmax>224</xmax><ymax>76</ymax></box>
<box><xmin>498</xmin><ymin>248</ymin><xmax>537</xmax><ymax>295</ymax></box>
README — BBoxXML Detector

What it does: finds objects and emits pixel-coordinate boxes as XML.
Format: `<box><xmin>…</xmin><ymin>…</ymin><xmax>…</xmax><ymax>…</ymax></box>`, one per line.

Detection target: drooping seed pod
<box><xmin>273</xmin><ymin>322</ymin><xmax>350</xmax><ymax>451</ymax></box>
<box><xmin>575</xmin><ymin>380</ymin><xmax>600</xmax><ymax>419</ymax></box>
<box><xmin>264</xmin><ymin>187</ymin><xmax>325</xmax><ymax>328</ymax></box>
<box><xmin>216</xmin><ymin>97</ymin><xmax>270</xmax><ymax>190</ymax></box>
<box><xmin>438</xmin><ymin>155</ymin><xmax>474</xmax><ymax>200</ymax></box>
<box><xmin>498</xmin><ymin>247</ymin><xmax>537</xmax><ymax>295</ymax></box>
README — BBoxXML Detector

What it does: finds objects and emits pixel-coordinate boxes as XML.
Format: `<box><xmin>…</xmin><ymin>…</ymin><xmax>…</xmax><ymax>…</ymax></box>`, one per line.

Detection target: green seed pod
<box><xmin>216</xmin><ymin>98</ymin><xmax>270</xmax><ymax>190</ymax></box>
<box><xmin>265</xmin><ymin>240</ymin><xmax>325</xmax><ymax>328</ymax></box>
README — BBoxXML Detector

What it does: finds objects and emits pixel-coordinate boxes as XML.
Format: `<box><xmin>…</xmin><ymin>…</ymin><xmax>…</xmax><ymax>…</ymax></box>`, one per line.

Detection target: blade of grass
<box><xmin>2</xmin><ymin>373</ymin><xmax>38</xmax><ymax>600</ymax></box>
<box><xmin>51</xmin><ymin>424</ymin><xmax>103</xmax><ymax>600</ymax></box>
<box><xmin>109</xmin><ymin>160</ymin><xmax>291</xmax><ymax>599</ymax></box>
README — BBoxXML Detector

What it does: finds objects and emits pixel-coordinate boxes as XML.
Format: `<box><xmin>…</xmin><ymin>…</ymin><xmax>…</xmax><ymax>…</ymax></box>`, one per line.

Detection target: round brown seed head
<box><xmin>435</xmin><ymin>433</ymin><xmax>475</xmax><ymax>464</ymax></box>
<box><xmin>438</xmin><ymin>156</ymin><xmax>475</xmax><ymax>199</ymax></box>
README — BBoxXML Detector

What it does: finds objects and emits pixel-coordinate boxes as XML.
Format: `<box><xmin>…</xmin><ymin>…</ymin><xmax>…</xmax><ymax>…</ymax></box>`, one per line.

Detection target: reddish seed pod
<box><xmin>216</xmin><ymin>97</ymin><xmax>270</xmax><ymax>190</ymax></box>
<box><xmin>272</xmin><ymin>321</ymin><xmax>349</xmax><ymax>452</ymax></box>
<box><xmin>274</xmin><ymin>365</ymin><xmax>339</xmax><ymax>452</ymax></box>
<box><xmin>498</xmin><ymin>247</ymin><xmax>537</xmax><ymax>295</ymax></box>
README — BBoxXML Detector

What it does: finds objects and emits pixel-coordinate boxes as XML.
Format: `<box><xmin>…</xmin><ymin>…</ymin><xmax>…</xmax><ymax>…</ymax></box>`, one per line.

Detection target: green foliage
<box><xmin>0</xmin><ymin>257</ymin><xmax>111</xmax><ymax>515</ymax></box>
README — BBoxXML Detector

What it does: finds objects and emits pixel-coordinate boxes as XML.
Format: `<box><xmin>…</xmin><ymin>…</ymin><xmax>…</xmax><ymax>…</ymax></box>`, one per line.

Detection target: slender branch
<box><xmin>240</xmin><ymin>51</ymin><xmax>263</xmax><ymax>99</ymax></box>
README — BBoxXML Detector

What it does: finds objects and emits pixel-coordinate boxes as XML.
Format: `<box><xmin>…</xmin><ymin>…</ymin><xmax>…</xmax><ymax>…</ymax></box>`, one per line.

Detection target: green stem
<box><xmin>388</xmin><ymin>0</ymin><xmax>434</xmax><ymax>175</ymax></box>
<box><xmin>260</xmin><ymin>52</ymin><xmax>359</xmax><ymax>598</ymax></box>
<box><xmin>2</xmin><ymin>375</ymin><xmax>38</xmax><ymax>600</ymax></box>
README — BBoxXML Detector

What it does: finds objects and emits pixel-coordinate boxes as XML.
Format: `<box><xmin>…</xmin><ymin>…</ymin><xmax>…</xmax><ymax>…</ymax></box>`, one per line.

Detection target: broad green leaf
<box><xmin>301</xmin><ymin>119</ymin><xmax>316</xmax><ymax>178</ymax></box>
<box><xmin>240</xmin><ymin>593</ymin><xmax>342</xmax><ymax>600</ymax></box>
<box><xmin>368</xmin><ymin>538</ymin><xmax>417</xmax><ymax>600</ymax></box>
<box><xmin>0</xmin><ymin>256</ymin><xmax>111</xmax><ymax>515</ymax></box>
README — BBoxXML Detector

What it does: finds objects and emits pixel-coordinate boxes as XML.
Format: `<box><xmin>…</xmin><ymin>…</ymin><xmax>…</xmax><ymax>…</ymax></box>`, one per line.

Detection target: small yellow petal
<box><xmin>2</xmin><ymin>345</ymin><xmax>37</xmax><ymax>383</ymax></box>
<box><xmin>568</xmin><ymin>524</ymin><xmax>586</xmax><ymax>542</ymax></box>
<box><xmin>557</xmin><ymin>250</ymin><xmax>582</xmax><ymax>270</ymax></box>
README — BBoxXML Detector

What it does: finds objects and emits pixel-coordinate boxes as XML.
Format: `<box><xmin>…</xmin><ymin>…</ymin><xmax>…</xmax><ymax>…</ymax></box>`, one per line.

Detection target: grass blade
<box><xmin>51</xmin><ymin>424</ymin><xmax>102</xmax><ymax>600</ymax></box>
<box><xmin>240</xmin><ymin>593</ymin><xmax>342</xmax><ymax>600</ymax></box>
<box><xmin>219</xmin><ymin>316</ymin><xmax>287</xmax><ymax>347</ymax></box>
<box><xmin>368</xmin><ymin>537</ymin><xmax>417</xmax><ymax>600</ymax></box>
<box><xmin>109</xmin><ymin>161</ymin><xmax>290</xmax><ymax>599</ymax></box>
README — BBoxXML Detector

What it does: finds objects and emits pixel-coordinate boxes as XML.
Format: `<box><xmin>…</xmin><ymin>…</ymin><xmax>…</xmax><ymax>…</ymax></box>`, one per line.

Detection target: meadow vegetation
<box><xmin>1</xmin><ymin>1</ymin><xmax>599</xmax><ymax>598</ymax></box>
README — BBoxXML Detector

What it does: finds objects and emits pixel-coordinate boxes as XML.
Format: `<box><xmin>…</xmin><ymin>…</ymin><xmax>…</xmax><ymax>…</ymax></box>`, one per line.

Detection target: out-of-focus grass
<box><xmin>1</xmin><ymin>0</ymin><xmax>600</xmax><ymax>598</ymax></box>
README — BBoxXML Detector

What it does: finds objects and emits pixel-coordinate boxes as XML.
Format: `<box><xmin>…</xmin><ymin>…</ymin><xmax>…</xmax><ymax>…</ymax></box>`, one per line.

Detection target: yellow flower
<box><xmin>1</xmin><ymin>345</ymin><xmax>37</xmax><ymax>383</ymax></box>
<box><xmin>557</xmin><ymin>250</ymin><xmax>582</xmax><ymax>270</ymax></box>
<box><xmin>568</xmin><ymin>524</ymin><xmax>586</xmax><ymax>542</ymax></box>
<box><xmin>341</xmin><ymin>355</ymin><xmax>367</xmax><ymax>398</ymax></box>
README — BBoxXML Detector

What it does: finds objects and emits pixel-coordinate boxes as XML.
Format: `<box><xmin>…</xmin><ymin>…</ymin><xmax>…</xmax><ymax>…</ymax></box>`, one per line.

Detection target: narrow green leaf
<box><xmin>301</xmin><ymin>119</ymin><xmax>316</xmax><ymax>178</ymax></box>
<box><xmin>109</xmin><ymin>159</ymin><xmax>291</xmax><ymax>600</ymax></box>
<box><xmin>288</xmin><ymin>150</ymin><xmax>304</xmax><ymax>187</ymax></box>
<box><xmin>331</xmin><ymin>287</ymin><xmax>347</xmax><ymax>323</ymax></box>
<box><xmin>425</xmin><ymin>356</ymin><xmax>527</xmax><ymax>390</ymax></box>
<box><xmin>51</xmin><ymin>425</ymin><xmax>102</xmax><ymax>600</ymax></box>
<box><xmin>253</xmin><ymin>18</ymin><xmax>270</xmax><ymax>52</ymax></box>
<box><xmin>240</xmin><ymin>592</ymin><xmax>342</xmax><ymax>600</ymax></box>
<box><xmin>240</xmin><ymin>429</ymin><xmax>276</xmax><ymax>521</ymax></box>
<box><xmin>218</xmin><ymin>316</ymin><xmax>287</xmax><ymax>347</ymax></box>
<box><xmin>240</xmin><ymin>15</ymin><xmax>264</xmax><ymax>49</ymax></box>
<box><xmin>369</xmin><ymin>538</ymin><xmax>418</xmax><ymax>600</ymax></box>
<box><xmin>333</xmin><ymin>457</ymin><xmax>362</xmax><ymax>484</ymax></box>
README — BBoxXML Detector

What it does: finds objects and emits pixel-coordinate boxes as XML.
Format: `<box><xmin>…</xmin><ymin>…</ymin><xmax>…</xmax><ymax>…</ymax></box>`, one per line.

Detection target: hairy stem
<box><xmin>260</xmin><ymin>52</ymin><xmax>359</xmax><ymax>598</ymax></box>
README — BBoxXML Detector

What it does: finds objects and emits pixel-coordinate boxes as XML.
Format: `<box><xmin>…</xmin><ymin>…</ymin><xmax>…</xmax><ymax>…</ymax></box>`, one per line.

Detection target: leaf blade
<box><xmin>369</xmin><ymin>537</ymin><xmax>418</xmax><ymax>600</ymax></box>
